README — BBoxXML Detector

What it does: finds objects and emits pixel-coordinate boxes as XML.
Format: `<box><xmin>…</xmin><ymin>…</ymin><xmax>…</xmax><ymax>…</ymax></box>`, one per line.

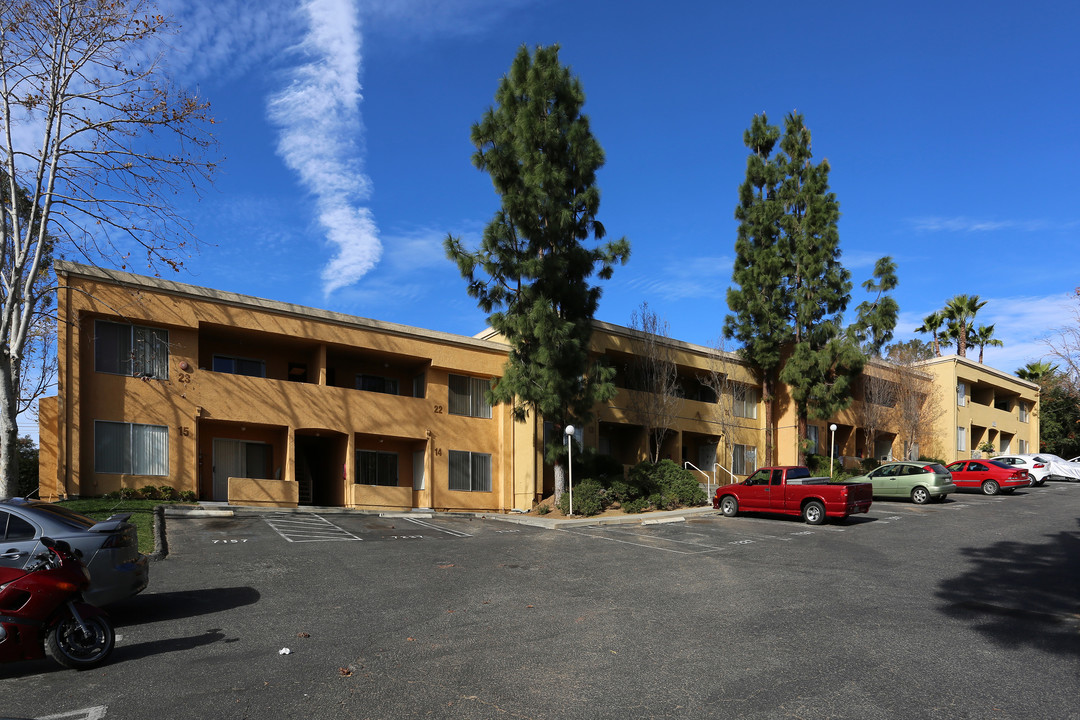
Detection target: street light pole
<box><xmin>829</xmin><ymin>423</ymin><xmax>838</xmax><ymax>477</ymax></box>
<box><xmin>565</xmin><ymin>425</ymin><xmax>575</xmax><ymax>516</ymax></box>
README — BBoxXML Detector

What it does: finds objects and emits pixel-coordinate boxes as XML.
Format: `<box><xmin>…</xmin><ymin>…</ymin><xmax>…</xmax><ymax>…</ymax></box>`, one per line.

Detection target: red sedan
<box><xmin>945</xmin><ymin>460</ymin><xmax>1029</xmax><ymax>495</ymax></box>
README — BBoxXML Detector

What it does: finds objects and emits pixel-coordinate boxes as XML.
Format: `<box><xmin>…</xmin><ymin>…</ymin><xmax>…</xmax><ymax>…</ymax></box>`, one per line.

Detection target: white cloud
<box><xmin>159</xmin><ymin>0</ymin><xmax>297</xmax><ymax>81</ymax></box>
<box><xmin>908</xmin><ymin>216</ymin><xmax>1079</xmax><ymax>233</ymax></box>
<box><xmin>266</xmin><ymin>0</ymin><xmax>380</xmax><ymax>296</ymax></box>
<box><xmin>896</xmin><ymin>292</ymin><xmax>1077</xmax><ymax>374</ymax></box>
<box><xmin>623</xmin><ymin>256</ymin><xmax>731</xmax><ymax>302</ymax></box>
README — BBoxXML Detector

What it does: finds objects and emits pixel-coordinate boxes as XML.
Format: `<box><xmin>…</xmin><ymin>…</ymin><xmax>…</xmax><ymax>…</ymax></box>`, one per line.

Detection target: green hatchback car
<box><xmin>849</xmin><ymin>461</ymin><xmax>957</xmax><ymax>504</ymax></box>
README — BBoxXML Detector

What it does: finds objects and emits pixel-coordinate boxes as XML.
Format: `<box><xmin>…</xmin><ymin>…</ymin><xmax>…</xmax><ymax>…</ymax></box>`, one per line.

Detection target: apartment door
<box><xmin>212</xmin><ymin>439</ymin><xmax>271</xmax><ymax>502</ymax></box>
<box><xmin>212</xmin><ymin>439</ymin><xmax>243</xmax><ymax>502</ymax></box>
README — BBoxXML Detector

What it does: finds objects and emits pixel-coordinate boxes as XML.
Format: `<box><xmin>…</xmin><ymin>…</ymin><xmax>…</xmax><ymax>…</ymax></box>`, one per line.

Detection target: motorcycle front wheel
<box><xmin>46</xmin><ymin>614</ymin><xmax>115</xmax><ymax>670</ymax></box>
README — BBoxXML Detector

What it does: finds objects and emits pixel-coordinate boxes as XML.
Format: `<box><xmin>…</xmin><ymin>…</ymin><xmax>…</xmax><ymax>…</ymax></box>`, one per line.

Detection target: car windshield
<box><xmin>20</xmin><ymin>501</ymin><xmax>96</xmax><ymax>529</ymax></box>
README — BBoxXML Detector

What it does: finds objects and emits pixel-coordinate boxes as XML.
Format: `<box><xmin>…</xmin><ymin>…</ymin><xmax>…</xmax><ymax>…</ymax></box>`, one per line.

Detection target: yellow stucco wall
<box><xmin>42</xmin><ymin>262</ymin><xmax>1039</xmax><ymax>511</ymax></box>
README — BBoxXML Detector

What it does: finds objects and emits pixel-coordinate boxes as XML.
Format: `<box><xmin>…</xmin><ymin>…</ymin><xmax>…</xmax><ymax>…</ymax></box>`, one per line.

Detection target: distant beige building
<box><xmin>917</xmin><ymin>356</ymin><xmax>1040</xmax><ymax>460</ymax></box>
<box><xmin>38</xmin><ymin>262</ymin><xmax>1038</xmax><ymax>510</ymax></box>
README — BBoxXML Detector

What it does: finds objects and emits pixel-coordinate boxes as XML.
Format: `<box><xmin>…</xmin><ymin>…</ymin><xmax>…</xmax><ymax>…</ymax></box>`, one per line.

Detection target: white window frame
<box><xmin>1018</xmin><ymin>439</ymin><xmax>1029</xmax><ymax>454</ymax></box>
<box><xmin>733</xmin><ymin>384</ymin><xmax>758</xmax><ymax>419</ymax></box>
<box><xmin>957</xmin><ymin>426</ymin><xmax>966</xmax><ymax>452</ymax></box>
<box><xmin>957</xmin><ymin>382</ymin><xmax>966</xmax><ymax>407</ymax></box>
<box><xmin>1019</xmin><ymin>401</ymin><xmax>1029</xmax><ymax>423</ymax></box>
<box><xmin>94</xmin><ymin>421</ymin><xmax>169</xmax><ymax>476</ymax></box>
<box><xmin>448</xmin><ymin>450</ymin><xmax>492</xmax><ymax>492</ymax></box>
<box><xmin>732</xmin><ymin>444</ymin><xmax>757</xmax><ymax>476</ymax></box>
<box><xmin>448</xmin><ymin>374</ymin><xmax>492</xmax><ymax>419</ymax></box>
<box><xmin>95</xmin><ymin>320</ymin><xmax>169</xmax><ymax>379</ymax></box>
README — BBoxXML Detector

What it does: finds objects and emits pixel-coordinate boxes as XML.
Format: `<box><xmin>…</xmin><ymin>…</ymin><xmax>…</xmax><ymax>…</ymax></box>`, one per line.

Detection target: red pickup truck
<box><xmin>712</xmin><ymin>466</ymin><xmax>873</xmax><ymax>525</ymax></box>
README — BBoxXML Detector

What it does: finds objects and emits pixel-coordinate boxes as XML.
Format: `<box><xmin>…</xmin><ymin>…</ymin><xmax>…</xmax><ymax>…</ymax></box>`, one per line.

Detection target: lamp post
<box><xmin>829</xmin><ymin>424</ymin><xmax>838</xmax><ymax>477</ymax></box>
<box><xmin>564</xmin><ymin>425</ymin><xmax>575</xmax><ymax>516</ymax></box>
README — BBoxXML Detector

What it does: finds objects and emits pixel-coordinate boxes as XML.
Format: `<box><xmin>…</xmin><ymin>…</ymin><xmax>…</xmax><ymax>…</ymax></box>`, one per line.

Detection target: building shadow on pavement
<box><xmin>936</xmin><ymin>519</ymin><xmax>1080</xmax><ymax>656</ymax></box>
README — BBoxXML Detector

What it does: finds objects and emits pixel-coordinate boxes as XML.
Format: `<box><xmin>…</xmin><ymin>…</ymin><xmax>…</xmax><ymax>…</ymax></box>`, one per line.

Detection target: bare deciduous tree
<box><xmin>855</xmin><ymin>369</ymin><xmax>896</xmax><ymax>461</ymax></box>
<box><xmin>892</xmin><ymin>360</ymin><xmax>944</xmax><ymax>461</ymax></box>
<box><xmin>699</xmin><ymin>339</ymin><xmax>740</xmax><ymax>484</ymax></box>
<box><xmin>626</xmin><ymin>302</ymin><xmax>680</xmax><ymax>463</ymax></box>
<box><xmin>0</xmin><ymin>0</ymin><xmax>217</xmax><ymax>496</ymax></box>
<box><xmin>1044</xmin><ymin>287</ymin><xmax>1080</xmax><ymax>393</ymax></box>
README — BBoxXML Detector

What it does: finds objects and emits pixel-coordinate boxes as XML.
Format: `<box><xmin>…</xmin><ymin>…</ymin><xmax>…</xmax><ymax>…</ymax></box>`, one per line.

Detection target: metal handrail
<box><xmin>714</xmin><ymin>462</ymin><xmax>738</xmax><ymax>485</ymax></box>
<box><xmin>683</xmin><ymin>461</ymin><xmax>715</xmax><ymax>499</ymax></box>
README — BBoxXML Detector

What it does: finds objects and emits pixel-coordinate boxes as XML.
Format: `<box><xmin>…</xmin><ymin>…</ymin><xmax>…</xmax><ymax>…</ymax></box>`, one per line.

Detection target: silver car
<box><xmin>0</xmin><ymin>499</ymin><xmax>149</xmax><ymax>606</ymax></box>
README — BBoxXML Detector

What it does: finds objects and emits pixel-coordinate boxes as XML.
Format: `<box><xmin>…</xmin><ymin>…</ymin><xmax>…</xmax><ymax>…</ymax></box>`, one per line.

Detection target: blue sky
<box><xmin>149</xmin><ymin>0</ymin><xmax>1079</xmax><ymax>375</ymax></box>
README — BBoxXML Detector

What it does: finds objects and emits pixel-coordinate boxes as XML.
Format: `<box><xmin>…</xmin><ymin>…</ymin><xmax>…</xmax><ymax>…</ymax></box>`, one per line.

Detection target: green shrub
<box><xmin>118</xmin><ymin>487</ymin><xmax>138</xmax><ymax>500</ymax></box>
<box><xmin>158</xmin><ymin>485</ymin><xmax>179</xmax><ymax>501</ymax></box>
<box><xmin>608</xmin><ymin>478</ymin><xmax>644</xmax><ymax>505</ymax></box>
<box><xmin>138</xmin><ymin>485</ymin><xmax>160</xmax><ymax>500</ymax></box>
<box><xmin>860</xmin><ymin>457</ymin><xmax>880</xmax><ymax>473</ymax></box>
<box><xmin>919</xmin><ymin>456</ymin><xmax>948</xmax><ymax>467</ymax></box>
<box><xmin>653</xmin><ymin>459</ymin><xmax>706</xmax><ymax>506</ymax></box>
<box><xmin>178</xmin><ymin>490</ymin><xmax>197</xmax><ymax>502</ymax></box>
<box><xmin>536</xmin><ymin>503</ymin><xmax>551</xmax><ymax>515</ymax></box>
<box><xmin>622</xmin><ymin>497</ymin><xmax>650</xmax><ymax>513</ymax></box>
<box><xmin>627</xmin><ymin>461</ymin><xmax>661</xmax><ymax>496</ymax></box>
<box><xmin>647</xmin><ymin>492</ymin><xmax>676</xmax><ymax>511</ymax></box>
<box><xmin>557</xmin><ymin>478</ymin><xmax>605</xmax><ymax>516</ymax></box>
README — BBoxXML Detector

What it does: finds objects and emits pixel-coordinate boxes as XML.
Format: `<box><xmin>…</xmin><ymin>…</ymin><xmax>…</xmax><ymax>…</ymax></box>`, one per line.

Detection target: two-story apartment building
<box><xmin>37</xmin><ymin>262</ymin><xmax>1039</xmax><ymax>511</ymax></box>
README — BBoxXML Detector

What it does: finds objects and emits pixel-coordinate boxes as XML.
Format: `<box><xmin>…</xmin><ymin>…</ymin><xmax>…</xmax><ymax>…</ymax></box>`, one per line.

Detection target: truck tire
<box><xmin>911</xmin><ymin>486</ymin><xmax>931</xmax><ymax>504</ymax></box>
<box><xmin>802</xmin><ymin>500</ymin><xmax>825</xmax><ymax>525</ymax></box>
<box><xmin>981</xmin><ymin>480</ymin><xmax>999</xmax><ymax>496</ymax></box>
<box><xmin>720</xmin><ymin>495</ymin><xmax>738</xmax><ymax>517</ymax></box>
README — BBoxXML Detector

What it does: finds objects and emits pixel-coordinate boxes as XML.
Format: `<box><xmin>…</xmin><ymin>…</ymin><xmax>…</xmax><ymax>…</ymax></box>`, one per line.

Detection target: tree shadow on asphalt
<box><xmin>108</xmin><ymin>586</ymin><xmax>261</xmax><ymax>626</ymax></box>
<box><xmin>936</xmin><ymin>518</ymin><xmax>1080</xmax><ymax>657</ymax></box>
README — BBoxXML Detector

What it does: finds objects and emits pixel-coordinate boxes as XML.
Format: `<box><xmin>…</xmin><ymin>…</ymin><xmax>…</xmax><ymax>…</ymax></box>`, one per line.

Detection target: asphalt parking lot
<box><xmin>2</xmin><ymin>483</ymin><xmax>1079</xmax><ymax>720</ymax></box>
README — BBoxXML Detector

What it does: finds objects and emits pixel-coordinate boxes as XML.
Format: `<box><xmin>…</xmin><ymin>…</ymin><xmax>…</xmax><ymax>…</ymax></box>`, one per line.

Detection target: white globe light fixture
<box><xmin>829</xmin><ymin>424</ymin><xmax>838</xmax><ymax>477</ymax></box>
<box><xmin>564</xmin><ymin>425</ymin><xmax>575</xmax><ymax>516</ymax></box>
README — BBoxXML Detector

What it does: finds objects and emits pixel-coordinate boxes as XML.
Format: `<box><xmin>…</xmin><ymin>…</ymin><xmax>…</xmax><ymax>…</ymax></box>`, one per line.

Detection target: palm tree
<box><xmin>1015</xmin><ymin>361</ymin><xmax>1058</xmax><ymax>383</ymax></box>
<box><xmin>915</xmin><ymin>311</ymin><xmax>949</xmax><ymax>357</ymax></box>
<box><xmin>942</xmin><ymin>294</ymin><xmax>987</xmax><ymax>358</ymax></box>
<box><xmin>969</xmin><ymin>324</ymin><xmax>1003</xmax><ymax>363</ymax></box>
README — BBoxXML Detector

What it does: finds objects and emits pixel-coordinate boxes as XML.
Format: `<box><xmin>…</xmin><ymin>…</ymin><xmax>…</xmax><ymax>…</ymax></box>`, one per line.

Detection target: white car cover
<box><xmin>1036</xmin><ymin>455</ymin><xmax>1080</xmax><ymax>480</ymax></box>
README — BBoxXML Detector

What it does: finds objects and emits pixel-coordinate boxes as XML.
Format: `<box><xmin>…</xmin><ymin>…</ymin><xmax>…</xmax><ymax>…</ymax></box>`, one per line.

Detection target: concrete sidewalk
<box><xmin>163</xmin><ymin>502</ymin><xmax>718</xmax><ymax>529</ymax></box>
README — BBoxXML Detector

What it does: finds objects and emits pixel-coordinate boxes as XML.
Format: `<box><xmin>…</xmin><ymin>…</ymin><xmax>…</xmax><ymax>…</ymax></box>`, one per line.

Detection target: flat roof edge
<box><xmin>54</xmin><ymin>261</ymin><xmax>509</xmax><ymax>353</ymax></box>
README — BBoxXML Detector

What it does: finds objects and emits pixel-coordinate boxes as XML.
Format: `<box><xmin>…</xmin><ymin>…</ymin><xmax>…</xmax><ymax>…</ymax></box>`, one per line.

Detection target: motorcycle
<box><xmin>0</xmin><ymin>536</ymin><xmax>115</xmax><ymax>670</ymax></box>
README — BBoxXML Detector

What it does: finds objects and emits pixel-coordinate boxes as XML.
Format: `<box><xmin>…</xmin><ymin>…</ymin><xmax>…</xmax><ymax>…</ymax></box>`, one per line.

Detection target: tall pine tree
<box><xmin>445</xmin><ymin>45</ymin><xmax>630</xmax><ymax>503</ymax></box>
<box><xmin>726</xmin><ymin>113</ymin><xmax>893</xmax><ymax>466</ymax></box>
<box><xmin>724</xmin><ymin>114</ymin><xmax>788</xmax><ymax>464</ymax></box>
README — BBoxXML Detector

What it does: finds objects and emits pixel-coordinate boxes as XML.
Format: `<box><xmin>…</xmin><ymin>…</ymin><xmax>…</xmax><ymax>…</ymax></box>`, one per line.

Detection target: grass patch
<box><xmin>58</xmin><ymin>498</ymin><xmax>196</xmax><ymax>555</ymax></box>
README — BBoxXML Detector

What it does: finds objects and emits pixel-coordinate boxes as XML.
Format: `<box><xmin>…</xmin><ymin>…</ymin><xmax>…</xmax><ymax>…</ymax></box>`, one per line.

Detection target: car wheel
<box><xmin>981</xmin><ymin>480</ymin><xmax>1000</xmax><ymax>496</ymax></box>
<box><xmin>802</xmin><ymin>500</ymin><xmax>825</xmax><ymax>525</ymax></box>
<box><xmin>720</xmin><ymin>495</ymin><xmax>738</xmax><ymax>518</ymax></box>
<box><xmin>911</xmin><ymin>487</ymin><xmax>931</xmax><ymax>505</ymax></box>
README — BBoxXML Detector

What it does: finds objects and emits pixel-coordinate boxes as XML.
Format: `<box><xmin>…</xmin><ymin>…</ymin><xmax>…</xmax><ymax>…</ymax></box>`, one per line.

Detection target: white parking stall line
<box><xmin>263</xmin><ymin>513</ymin><xmax>363</xmax><ymax>543</ymax></box>
<box><xmin>38</xmin><ymin>708</ymin><xmax>108</xmax><ymax>720</ymax></box>
<box><xmin>565</xmin><ymin>526</ymin><xmax>733</xmax><ymax>554</ymax></box>
<box><xmin>562</xmin><ymin>527</ymin><xmax>724</xmax><ymax>554</ymax></box>
<box><xmin>402</xmin><ymin>517</ymin><xmax>473</xmax><ymax>537</ymax></box>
